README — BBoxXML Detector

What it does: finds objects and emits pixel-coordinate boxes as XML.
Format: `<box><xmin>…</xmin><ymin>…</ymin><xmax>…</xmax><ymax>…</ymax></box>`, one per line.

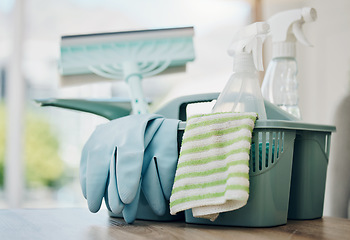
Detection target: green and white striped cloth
<box><xmin>170</xmin><ymin>112</ymin><xmax>257</xmax><ymax>221</ymax></box>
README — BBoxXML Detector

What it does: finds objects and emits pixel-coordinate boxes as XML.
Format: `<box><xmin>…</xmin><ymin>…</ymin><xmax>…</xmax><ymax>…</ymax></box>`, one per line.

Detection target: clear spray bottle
<box><xmin>212</xmin><ymin>22</ymin><xmax>269</xmax><ymax>120</ymax></box>
<box><xmin>261</xmin><ymin>7</ymin><xmax>317</xmax><ymax>119</ymax></box>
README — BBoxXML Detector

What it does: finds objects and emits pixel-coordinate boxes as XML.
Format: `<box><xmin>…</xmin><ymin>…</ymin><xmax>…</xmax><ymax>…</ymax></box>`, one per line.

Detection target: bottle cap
<box><xmin>273</xmin><ymin>42</ymin><xmax>296</xmax><ymax>58</ymax></box>
<box><xmin>227</xmin><ymin>22</ymin><xmax>269</xmax><ymax>71</ymax></box>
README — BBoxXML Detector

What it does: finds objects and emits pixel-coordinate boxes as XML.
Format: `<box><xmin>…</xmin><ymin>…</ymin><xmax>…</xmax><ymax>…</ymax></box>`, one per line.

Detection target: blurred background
<box><xmin>0</xmin><ymin>0</ymin><xmax>349</xmax><ymax>218</ymax></box>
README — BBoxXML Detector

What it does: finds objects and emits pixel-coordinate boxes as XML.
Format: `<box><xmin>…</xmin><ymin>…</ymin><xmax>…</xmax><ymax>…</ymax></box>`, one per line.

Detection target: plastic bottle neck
<box><xmin>271</xmin><ymin>56</ymin><xmax>297</xmax><ymax>63</ymax></box>
<box><xmin>233</xmin><ymin>53</ymin><xmax>256</xmax><ymax>73</ymax></box>
<box><xmin>272</xmin><ymin>42</ymin><xmax>296</xmax><ymax>58</ymax></box>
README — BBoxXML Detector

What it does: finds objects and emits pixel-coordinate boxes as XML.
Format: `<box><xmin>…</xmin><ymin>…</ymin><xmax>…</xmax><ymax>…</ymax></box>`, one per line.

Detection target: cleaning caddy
<box><xmin>37</xmin><ymin>11</ymin><xmax>335</xmax><ymax>227</ymax></box>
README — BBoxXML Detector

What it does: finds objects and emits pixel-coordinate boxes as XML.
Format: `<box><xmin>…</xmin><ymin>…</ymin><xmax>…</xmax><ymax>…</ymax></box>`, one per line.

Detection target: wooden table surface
<box><xmin>1</xmin><ymin>208</ymin><xmax>350</xmax><ymax>240</ymax></box>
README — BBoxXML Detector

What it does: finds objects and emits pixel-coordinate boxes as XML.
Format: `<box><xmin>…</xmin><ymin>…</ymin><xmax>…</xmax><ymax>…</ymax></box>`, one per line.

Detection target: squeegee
<box><xmin>58</xmin><ymin>27</ymin><xmax>195</xmax><ymax>115</ymax></box>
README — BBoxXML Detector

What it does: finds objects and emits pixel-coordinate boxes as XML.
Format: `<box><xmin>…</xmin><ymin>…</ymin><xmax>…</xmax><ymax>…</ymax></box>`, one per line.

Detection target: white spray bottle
<box><xmin>261</xmin><ymin>7</ymin><xmax>317</xmax><ymax>119</ymax></box>
<box><xmin>212</xmin><ymin>22</ymin><xmax>269</xmax><ymax>120</ymax></box>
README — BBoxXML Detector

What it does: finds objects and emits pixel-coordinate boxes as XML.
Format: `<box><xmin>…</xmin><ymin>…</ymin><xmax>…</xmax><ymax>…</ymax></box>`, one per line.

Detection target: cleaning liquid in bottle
<box><xmin>261</xmin><ymin>7</ymin><xmax>317</xmax><ymax>119</ymax></box>
<box><xmin>212</xmin><ymin>22</ymin><xmax>269</xmax><ymax>120</ymax></box>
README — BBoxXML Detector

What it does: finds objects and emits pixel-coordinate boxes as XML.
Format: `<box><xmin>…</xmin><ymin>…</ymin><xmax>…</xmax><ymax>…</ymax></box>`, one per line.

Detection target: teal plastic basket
<box><xmin>184</xmin><ymin>121</ymin><xmax>296</xmax><ymax>227</ymax></box>
<box><xmin>158</xmin><ymin>93</ymin><xmax>336</xmax><ymax>222</ymax></box>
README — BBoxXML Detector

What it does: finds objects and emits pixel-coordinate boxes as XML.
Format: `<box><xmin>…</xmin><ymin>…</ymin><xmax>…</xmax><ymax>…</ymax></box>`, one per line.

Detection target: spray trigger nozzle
<box><xmin>293</xmin><ymin>22</ymin><xmax>313</xmax><ymax>47</ymax></box>
<box><xmin>302</xmin><ymin>7</ymin><xmax>317</xmax><ymax>23</ymax></box>
<box><xmin>228</xmin><ymin>22</ymin><xmax>269</xmax><ymax>71</ymax></box>
<box><xmin>268</xmin><ymin>7</ymin><xmax>317</xmax><ymax>57</ymax></box>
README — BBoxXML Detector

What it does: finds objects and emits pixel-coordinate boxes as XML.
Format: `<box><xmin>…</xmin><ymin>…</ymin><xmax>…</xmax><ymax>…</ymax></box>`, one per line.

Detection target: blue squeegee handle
<box><xmin>123</xmin><ymin>61</ymin><xmax>149</xmax><ymax>114</ymax></box>
<box><xmin>126</xmin><ymin>74</ymin><xmax>148</xmax><ymax>114</ymax></box>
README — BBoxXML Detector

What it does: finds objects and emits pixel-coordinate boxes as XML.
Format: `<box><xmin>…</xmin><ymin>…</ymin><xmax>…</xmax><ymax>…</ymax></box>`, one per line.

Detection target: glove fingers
<box><xmin>143</xmin><ymin>118</ymin><xmax>164</xmax><ymax>149</ymax></box>
<box><xmin>116</xmin><ymin>149</ymin><xmax>144</xmax><ymax>204</ymax></box>
<box><xmin>108</xmin><ymin>150</ymin><xmax>124</xmax><ymax>214</ymax></box>
<box><xmin>117</xmin><ymin>118</ymin><xmax>163</xmax><ymax>204</ymax></box>
<box><xmin>104</xmin><ymin>190</ymin><xmax>112</xmax><ymax>212</ymax></box>
<box><xmin>142</xmin><ymin>158</ymin><xmax>166</xmax><ymax>216</ymax></box>
<box><xmin>142</xmin><ymin>118</ymin><xmax>164</xmax><ymax>174</ymax></box>
<box><xmin>122</xmin><ymin>183</ymin><xmax>141</xmax><ymax>224</ymax></box>
<box><xmin>80</xmin><ymin>125</ymin><xmax>108</xmax><ymax>199</ymax></box>
<box><xmin>86</xmin><ymin>149</ymin><xmax>110</xmax><ymax>213</ymax></box>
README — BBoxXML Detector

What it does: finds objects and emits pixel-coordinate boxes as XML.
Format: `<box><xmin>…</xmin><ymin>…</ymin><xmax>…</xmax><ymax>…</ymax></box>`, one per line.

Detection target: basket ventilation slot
<box><xmin>251</xmin><ymin>131</ymin><xmax>284</xmax><ymax>173</ymax></box>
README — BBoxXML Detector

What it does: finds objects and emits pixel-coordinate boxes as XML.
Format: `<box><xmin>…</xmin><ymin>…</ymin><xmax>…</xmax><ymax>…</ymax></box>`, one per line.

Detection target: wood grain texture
<box><xmin>0</xmin><ymin>208</ymin><xmax>349</xmax><ymax>240</ymax></box>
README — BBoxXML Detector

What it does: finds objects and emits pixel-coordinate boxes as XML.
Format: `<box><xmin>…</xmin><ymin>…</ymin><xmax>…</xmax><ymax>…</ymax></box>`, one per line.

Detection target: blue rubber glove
<box><xmin>80</xmin><ymin>124</ymin><xmax>111</xmax><ymax>213</ymax></box>
<box><xmin>80</xmin><ymin>114</ymin><xmax>163</xmax><ymax>213</ymax></box>
<box><xmin>109</xmin><ymin>117</ymin><xmax>166</xmax><ymax>223</ymax></box>
<box><xmin>124</xmin><ymin>118</ymin><xmax>178</xmax><ymax>219</ymax></box>
<box><xmin>116</xmin><ymin>117</ymin><xmax>164</xmax><ymax>204</ymax></box>
<box><xmin>80</xmin><ymin>114</ymin><xmax>180</xmax><ymax>224</ymax></box>
<box><xmin>143</xmin><ymin>119</ymin><xmax>180</xmax><ymax>200</ymax></box>
<box><xmin>121</xmin><ymin>158</ymin><xmax>165</xmax><ymax>223</ymax></box>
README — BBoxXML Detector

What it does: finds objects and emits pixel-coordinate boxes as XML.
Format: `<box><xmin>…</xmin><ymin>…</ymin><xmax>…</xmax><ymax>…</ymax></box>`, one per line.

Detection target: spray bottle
<box><xmin>212</xmin><ymin>22</ymin><xmax>269</xmax><ymax>120</ymax></box>
<box><xmin>261</xmin><ymin>7</ymin><xmax>317</xmax><ymax>119</ymax></box>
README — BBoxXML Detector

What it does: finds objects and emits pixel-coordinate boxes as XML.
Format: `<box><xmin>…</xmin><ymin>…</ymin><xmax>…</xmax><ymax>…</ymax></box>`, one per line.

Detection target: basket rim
<box><xmin>253</xmin><ymin>120</ymin><xmax>335</xmax><ymax>132</ymax></box>
<box><xmin>179</xmin><ymin>120</ymin><xmax>335</xmax><ymax>132</ymax></box>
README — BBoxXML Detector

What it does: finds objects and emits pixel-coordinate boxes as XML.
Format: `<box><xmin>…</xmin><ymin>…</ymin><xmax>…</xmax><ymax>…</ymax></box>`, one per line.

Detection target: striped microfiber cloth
<box><xmin>169</xmin><ymin>112</ymin><xmax>257</xmax><ymax>221</ymax></box>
